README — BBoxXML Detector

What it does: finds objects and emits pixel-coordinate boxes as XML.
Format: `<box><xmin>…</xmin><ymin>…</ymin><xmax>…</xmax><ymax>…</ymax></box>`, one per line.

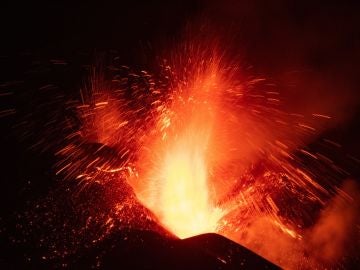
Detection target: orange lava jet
<box><xmin>134</xmin><ymin>64</ymin><xmax>226</xmax><ymax>238</ymax></box>
<box><xmin>151</xmin><ymin>131</ymin><xmax>223</xmax><ymax>238</ymax></box>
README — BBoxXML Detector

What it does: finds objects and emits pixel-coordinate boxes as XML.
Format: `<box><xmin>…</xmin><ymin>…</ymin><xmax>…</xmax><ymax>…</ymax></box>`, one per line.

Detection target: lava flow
<box><xmin>45</xmin><ymin>40</ymin><xmax>359</xmax><ymax>269</ymax></box>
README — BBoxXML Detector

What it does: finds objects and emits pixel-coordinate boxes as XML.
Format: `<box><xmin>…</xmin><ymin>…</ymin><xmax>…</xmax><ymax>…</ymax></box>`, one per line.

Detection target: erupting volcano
<box><xmin>1</xmin><ymin>1</ymin><xmax>360</xmax><ymax>269</ymax></box>
<box><xmin>3</xmin><ymin>33</ymin><xmax>358</xmax><ymax>269</ymax></box>
<box><xmin>34</xmin><ymin>38</ymin><xmax>356</xmax><ymax>269</ymax></box>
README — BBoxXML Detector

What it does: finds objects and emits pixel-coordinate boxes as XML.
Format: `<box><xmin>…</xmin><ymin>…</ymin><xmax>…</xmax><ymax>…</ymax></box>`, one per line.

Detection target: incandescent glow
<box><xmin>136</xmin><ymin>66</ymin><xmax>226</xmax><ymax>238</ymax></box>
<box><xmin>158</xmin><ymin>134</ymin><xmax>222</xmax><ymax>238</ymax></box>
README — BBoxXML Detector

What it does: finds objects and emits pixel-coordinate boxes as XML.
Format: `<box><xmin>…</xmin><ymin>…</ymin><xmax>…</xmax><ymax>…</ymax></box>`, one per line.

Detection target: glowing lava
<box><xmin>135</xmin><ymin>66</ymin><xmax>225</xmax><ymax>238</ymax></box>
<box><xmin>155</xmin><ymin>132</ymin><xmax>222</xmax><ymax>238</ymax></box>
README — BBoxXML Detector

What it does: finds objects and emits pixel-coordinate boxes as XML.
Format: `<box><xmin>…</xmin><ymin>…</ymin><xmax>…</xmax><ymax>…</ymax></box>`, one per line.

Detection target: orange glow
<box><xmin>134</xmin><ymin>64</ymin><xmax>226</xmax><ymax>238</ymax></box>
<box><xmin>153</xmin><ymin>131</ymin><xmax>223</xmax><ymax>238</ymax></box>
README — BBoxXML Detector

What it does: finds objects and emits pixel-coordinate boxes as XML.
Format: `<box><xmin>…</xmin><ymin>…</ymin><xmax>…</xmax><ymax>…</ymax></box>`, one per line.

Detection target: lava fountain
<box><xmin>134</xmin><ymin>66</ymin><xmax>225</xmax><ymax>238</ymax></box>
<box><xmin>148</xmin><ymin>124</ymin><xmax>222</xmax><ymax>239</ymax></box>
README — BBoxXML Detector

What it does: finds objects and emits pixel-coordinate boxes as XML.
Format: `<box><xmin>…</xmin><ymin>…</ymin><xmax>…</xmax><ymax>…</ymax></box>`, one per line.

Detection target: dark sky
<box><xmin>1</xmin><ymin>1</ymin><xmax>359</xmax><ymax>64</ymax></box>
<box><xmin>1</xmin><ymin>1</ymin><xmax>359</xmax><ymax>97</ymax></box>
<box><xmin>0</xmin><ymin>1</ymin><xmax>200</xmax><ymax>55</ymax></box>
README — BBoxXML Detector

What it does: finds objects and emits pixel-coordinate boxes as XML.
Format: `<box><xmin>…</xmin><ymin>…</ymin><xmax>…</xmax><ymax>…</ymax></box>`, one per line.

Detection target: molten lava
<box><xmin>134</xmin><ymin>67</ymin><xmax>225</xmax><ymax>238</ymax></box>
<box><xmin>154</xmin><ymin>133</ymin><xmax>222</xmax><ymax>238</ymax></box>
